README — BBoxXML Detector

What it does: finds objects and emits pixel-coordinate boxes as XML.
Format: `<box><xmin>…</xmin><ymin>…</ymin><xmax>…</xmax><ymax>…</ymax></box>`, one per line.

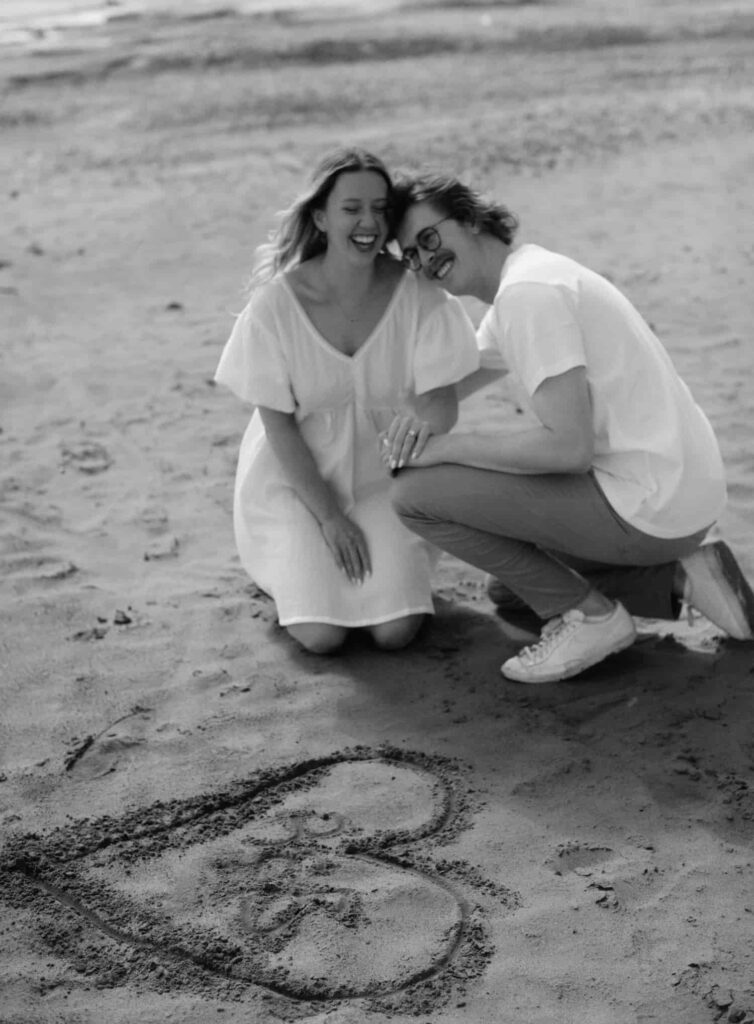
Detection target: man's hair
<box><xmin>393</xmin><ymin>173</ymin><xmax>519</xmax><ymax>244</ymax></box>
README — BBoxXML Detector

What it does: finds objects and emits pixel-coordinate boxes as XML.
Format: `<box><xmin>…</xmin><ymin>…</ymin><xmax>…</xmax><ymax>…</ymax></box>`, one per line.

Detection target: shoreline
<box><xmin>3</xmin><ymin>6</ymin><xmax>753</xmax><ymax>97</ymax></box>
<box><xmin>0</xmin><ymin>0</ymin><xmax>401</xmax><ymax>57</ymax></box>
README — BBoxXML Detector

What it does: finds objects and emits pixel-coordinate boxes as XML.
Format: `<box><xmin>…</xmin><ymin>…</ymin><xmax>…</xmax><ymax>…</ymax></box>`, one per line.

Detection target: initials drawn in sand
<box><xmin>1</xmin><ymin>750</ymin><xmax>516</xmax><ymax>1012</ymax></box>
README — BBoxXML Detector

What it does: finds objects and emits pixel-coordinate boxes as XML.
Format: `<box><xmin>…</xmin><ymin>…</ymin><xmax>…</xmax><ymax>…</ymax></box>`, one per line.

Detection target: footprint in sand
<box><xmin>60</xmin><ymin>440</ymin><xmax>112</xmax><ymax>475</ymax></box>
<box><xmin>10</xmin><ymin>753</ymin><xmax>502</xmax><ymax>1006</ymax></box>
<box><xmin>546</xmin><ymin>840</ymin><xmax>614</xmax><ymax>874</ymax></box>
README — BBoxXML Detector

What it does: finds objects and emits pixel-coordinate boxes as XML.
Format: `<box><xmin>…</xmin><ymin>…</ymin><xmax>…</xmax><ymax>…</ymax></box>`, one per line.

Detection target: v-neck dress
<box><xmin>214</xmin><ymin>270</ymin><xmax>479</xmax><ymax>626</ymax></box>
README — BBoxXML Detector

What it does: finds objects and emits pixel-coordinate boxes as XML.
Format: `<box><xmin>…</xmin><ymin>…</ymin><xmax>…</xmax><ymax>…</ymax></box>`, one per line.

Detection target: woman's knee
<box><xmin>287</xmin><ymin>622</ymin><xmax>348</xmax><ymax>654</ymax></box>
<box><xmin>370</xmin><ymin>614</ymin><xmax>425</xmax><ymax>651</ymax></box>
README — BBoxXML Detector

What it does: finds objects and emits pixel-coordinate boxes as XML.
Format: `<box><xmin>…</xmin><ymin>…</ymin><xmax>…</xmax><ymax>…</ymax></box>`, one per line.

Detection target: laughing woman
<box><xmin>214</xmin><ymin>148</ymin><xmax>480</xmax><ymax>653</ymax></box>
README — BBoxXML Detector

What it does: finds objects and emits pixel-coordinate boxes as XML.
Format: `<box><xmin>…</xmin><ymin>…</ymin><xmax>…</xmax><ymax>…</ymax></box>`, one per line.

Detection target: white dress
<box><xmin>214</xmin><ymin>270</ymin><xmax>479</xmax><ymax>626</ymax></box>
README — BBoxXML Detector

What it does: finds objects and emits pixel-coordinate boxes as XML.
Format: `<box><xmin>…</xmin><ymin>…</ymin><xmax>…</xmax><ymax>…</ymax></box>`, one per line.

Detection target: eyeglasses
<box><xmin>400</xmin><ymin>216</ymin><xmax>453</xmax><ymax>271</ymax></box>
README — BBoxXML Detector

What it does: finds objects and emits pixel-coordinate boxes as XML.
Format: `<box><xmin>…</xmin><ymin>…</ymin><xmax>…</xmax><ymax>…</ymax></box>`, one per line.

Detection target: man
<box><xmin>387</xmin><ymin>173</ymin><xmax>754</xmax><ymax>683</ymax></box>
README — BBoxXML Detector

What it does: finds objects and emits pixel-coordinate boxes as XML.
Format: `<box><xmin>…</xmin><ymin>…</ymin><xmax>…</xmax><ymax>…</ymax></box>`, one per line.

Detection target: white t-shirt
<box><xmin>477</xmin><ymin>244</ymin><xmax>726</xmax><ymax>538</ymax></box>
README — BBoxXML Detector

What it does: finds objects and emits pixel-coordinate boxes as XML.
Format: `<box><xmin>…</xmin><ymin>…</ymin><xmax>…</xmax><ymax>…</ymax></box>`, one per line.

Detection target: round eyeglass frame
<box><xmin>400</xmin><ymin>216</ymin><xmax>453</xmax><ymax>271</ymax></box>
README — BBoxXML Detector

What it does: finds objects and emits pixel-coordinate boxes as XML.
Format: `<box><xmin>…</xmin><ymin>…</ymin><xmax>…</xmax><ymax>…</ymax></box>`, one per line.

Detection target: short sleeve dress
<box><xmin>214</xmin><ymin>270</ymin><xmax>480</xmax><ymax>627</ymax></box>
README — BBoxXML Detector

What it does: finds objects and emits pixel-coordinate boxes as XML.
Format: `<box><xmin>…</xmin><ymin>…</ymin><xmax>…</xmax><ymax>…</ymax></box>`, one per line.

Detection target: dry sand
<box><xmin>2</xmin><ymin>2</ymin><xmax>754</xmax><ymax>1022</ymax></box>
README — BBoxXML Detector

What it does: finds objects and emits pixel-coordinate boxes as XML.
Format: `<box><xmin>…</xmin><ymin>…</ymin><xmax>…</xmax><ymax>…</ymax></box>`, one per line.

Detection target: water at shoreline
<box><xmin>0</xmin><ymin>0</ymin><xmax>403</xmax><ymax>52</ymax></box>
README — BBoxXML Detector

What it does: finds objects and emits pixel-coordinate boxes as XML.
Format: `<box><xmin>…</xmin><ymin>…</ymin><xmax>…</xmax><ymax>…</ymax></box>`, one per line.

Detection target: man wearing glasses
<box><xmin>388</xmin><ymin>172</ymin><xmax>754</xmax><ymax>684</ymax></box>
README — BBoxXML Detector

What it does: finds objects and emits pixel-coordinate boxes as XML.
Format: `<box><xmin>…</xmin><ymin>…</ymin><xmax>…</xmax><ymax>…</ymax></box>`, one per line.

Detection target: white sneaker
<box><xmin>680</xmin><ymin>541</ymin><xmax>754</xmax><ymax>641</ymax></box>
<box><xmin>501</xmin><ymin>602</ymin><xmax>636</xmax><ymax>684</ymax></box>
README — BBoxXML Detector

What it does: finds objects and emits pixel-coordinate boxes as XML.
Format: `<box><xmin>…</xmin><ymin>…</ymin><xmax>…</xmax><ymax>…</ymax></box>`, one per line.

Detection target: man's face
<box><xmin>398</xmin><ymin>202</ymin><xmax>465</xmax><ymax>293</ymax></box>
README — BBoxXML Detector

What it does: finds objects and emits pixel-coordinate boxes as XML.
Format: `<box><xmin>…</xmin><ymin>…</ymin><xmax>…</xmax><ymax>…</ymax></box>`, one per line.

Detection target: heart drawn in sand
<box><xmin>2</xmin><ymin>749</ymin><xmax>516</xmax><ymax>1011</ymax></box>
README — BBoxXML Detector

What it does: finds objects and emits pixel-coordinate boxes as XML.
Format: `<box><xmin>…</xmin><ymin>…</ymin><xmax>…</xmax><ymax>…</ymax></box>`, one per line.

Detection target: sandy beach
<box><xmin>2</xmin><ymin>1</ymin><xmax>754</xmax><ymax>1021</ymax></box>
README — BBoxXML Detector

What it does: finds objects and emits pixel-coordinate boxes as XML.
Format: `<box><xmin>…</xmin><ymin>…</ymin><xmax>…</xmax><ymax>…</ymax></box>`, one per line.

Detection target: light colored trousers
<box><xmin>392</xmin><ymin>465</ymin><xmax>708</xmax><ymax>621</ymax></box>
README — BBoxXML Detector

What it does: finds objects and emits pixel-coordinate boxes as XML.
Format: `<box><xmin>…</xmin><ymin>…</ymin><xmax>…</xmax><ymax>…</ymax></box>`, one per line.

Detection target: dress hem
<box><xmin>277</xmin><ymin>604</ymin><xmax>435</xmax><ymax>628</ymax></box>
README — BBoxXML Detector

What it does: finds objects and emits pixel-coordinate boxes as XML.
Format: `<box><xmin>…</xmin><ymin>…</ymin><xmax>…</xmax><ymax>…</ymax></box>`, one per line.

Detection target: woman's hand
<box><xmin>320</xmin><ymin>512</ymin><xmax>372</xmax><ymax>585</ymax></box>
<box><xmin>380</xmin><ymin>413</ymin><xmax>433</xmax><ymax>472</ymax></box>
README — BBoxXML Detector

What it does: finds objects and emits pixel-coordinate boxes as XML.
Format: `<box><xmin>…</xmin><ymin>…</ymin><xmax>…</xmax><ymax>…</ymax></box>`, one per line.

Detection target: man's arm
<box><xmin>411</xmin><ymin>366</ymin><xmax>594</xmax><ymax>475</ymax></box>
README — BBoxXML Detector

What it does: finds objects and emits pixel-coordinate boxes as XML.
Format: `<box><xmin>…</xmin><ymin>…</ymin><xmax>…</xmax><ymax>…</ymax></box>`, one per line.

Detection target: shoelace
<box><xmin>518</xmin><ymin>611</ymin><xmax>583</xmax><ymax>665</ymax></box>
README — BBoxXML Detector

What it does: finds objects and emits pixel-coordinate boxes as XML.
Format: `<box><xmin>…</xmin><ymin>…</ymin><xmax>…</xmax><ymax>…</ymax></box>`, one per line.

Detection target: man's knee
<box><xmin>390</xmin><ymin>466</ymin><xmax>432</xmax><ymax>521</ymax></box>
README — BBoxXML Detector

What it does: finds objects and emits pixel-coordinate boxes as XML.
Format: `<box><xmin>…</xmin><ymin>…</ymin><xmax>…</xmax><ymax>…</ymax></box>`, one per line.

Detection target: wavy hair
<box><xmin>250</xmin><ymin>147</ymin><xmax>395</xmax><ymax>287</ymax></box>
<box><xmin>393</xmin><ymin>173</ymin><xmax>519</xmax><ymax>245</ymax></box>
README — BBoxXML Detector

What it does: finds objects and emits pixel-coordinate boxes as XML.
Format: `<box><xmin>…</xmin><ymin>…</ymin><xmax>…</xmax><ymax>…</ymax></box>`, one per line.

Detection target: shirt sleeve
<box><xmin>213</xmin><ymin>299</ymin><xmax>296</xmax><ymax>412</ymax></box>
<box><xmin>500</xmin><ymin>282</ymin><xmax>586</xmax><ymax>396</ymax></box>
<box><xmin>413</xmin><ymin>293</ymin><xmax>480</xmax><ymax>395</ymax></box>
<box><xmin>474</xmin><ymin>308</ymin><xmax>507</xmax><ymax>372</ymax></box>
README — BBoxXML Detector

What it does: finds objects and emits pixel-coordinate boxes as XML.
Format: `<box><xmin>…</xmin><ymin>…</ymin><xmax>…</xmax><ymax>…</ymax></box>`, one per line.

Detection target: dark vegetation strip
<box><xmin>6</xmin><ymin>16</ymin><xmax>754</xmax><ymax>89</ymax></box>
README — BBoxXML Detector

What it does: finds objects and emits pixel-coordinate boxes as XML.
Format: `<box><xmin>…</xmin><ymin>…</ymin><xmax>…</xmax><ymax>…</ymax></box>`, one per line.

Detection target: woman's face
<box><xmin>397</xmin><ymin>200</ymin><xmax>469</xmax><ymax>295</ymax></box>
<box><xmin>314</xmin><ymin>170</ymin><xmax>390</xmax><ymax>264</ymax></box>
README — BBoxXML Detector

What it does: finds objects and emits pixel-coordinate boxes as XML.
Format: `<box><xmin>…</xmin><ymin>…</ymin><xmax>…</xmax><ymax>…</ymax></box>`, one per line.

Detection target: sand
<box><xmin>1</xmin><ymin>1</ymin><xmax>754</xmax><ymax>1022</ymax></box>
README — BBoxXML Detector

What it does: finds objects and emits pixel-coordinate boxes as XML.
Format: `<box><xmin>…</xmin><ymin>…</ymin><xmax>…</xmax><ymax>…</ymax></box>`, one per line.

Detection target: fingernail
<box><xmin>390</xmin><ymin>460</ymin><xmax>397</xmax><ymax>470</ymax></box>
<box><xmin>398</xmin><ymin>459</ymin><xmax>405</xmax><ymax>469</ymax></box>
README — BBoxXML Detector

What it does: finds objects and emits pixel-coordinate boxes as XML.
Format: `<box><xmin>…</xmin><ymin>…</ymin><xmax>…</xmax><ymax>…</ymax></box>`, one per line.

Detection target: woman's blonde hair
<box><xmin>250</xmin><ymin>147</ymin><xmax>394</xmax><ymax>287</ymax></box>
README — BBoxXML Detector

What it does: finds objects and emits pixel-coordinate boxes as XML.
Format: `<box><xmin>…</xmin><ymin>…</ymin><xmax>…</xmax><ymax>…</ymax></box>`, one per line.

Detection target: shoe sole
<box><xmin>500</xmin><ymin>628</ymin><xmax>636</xmax><ymax>684</ymax></box>
<box><xmin>697</xmin><ymin>542</ymin><xmax>754</xmax><ymax>641</ymax></box>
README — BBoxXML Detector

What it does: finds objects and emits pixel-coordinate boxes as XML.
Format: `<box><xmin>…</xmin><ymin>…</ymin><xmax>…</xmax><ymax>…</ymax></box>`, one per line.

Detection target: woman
<box><xmin>214</xmin><ymin>149</ymin><xmax>480</xmax><ymax>653</ymax></box>
<box><xmin>390</xmin><ymin>172</ymin><xmax>754</xmax><ymax>683</ymax></box>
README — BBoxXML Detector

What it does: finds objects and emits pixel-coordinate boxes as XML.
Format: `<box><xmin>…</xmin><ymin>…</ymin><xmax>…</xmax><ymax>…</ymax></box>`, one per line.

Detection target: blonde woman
<box><xmin>214</xmin><ymin>149</ymin><xmax>480</xmax><ymax>653</ymax></box>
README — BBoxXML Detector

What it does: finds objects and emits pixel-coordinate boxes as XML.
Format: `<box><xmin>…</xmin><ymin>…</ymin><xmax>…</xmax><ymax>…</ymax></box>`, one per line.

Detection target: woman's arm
<box><xmin>258</xmin><ymin>406</ymin><xmax>371</xmax><ymax>583</ymax></box>
<box><xmin>409</xmin><ymin>383</ymin><xmax>459</xmax><ymax>434</ymax></box>
<box><xmin>259</xmin><ymin>407</ymin><xmax>342</xmax><ymax>523</ymax></box>
<box><xmin>411</xmin><ymin>366</ymin><xmax>594</xmax><ymax>475</ymax></box>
